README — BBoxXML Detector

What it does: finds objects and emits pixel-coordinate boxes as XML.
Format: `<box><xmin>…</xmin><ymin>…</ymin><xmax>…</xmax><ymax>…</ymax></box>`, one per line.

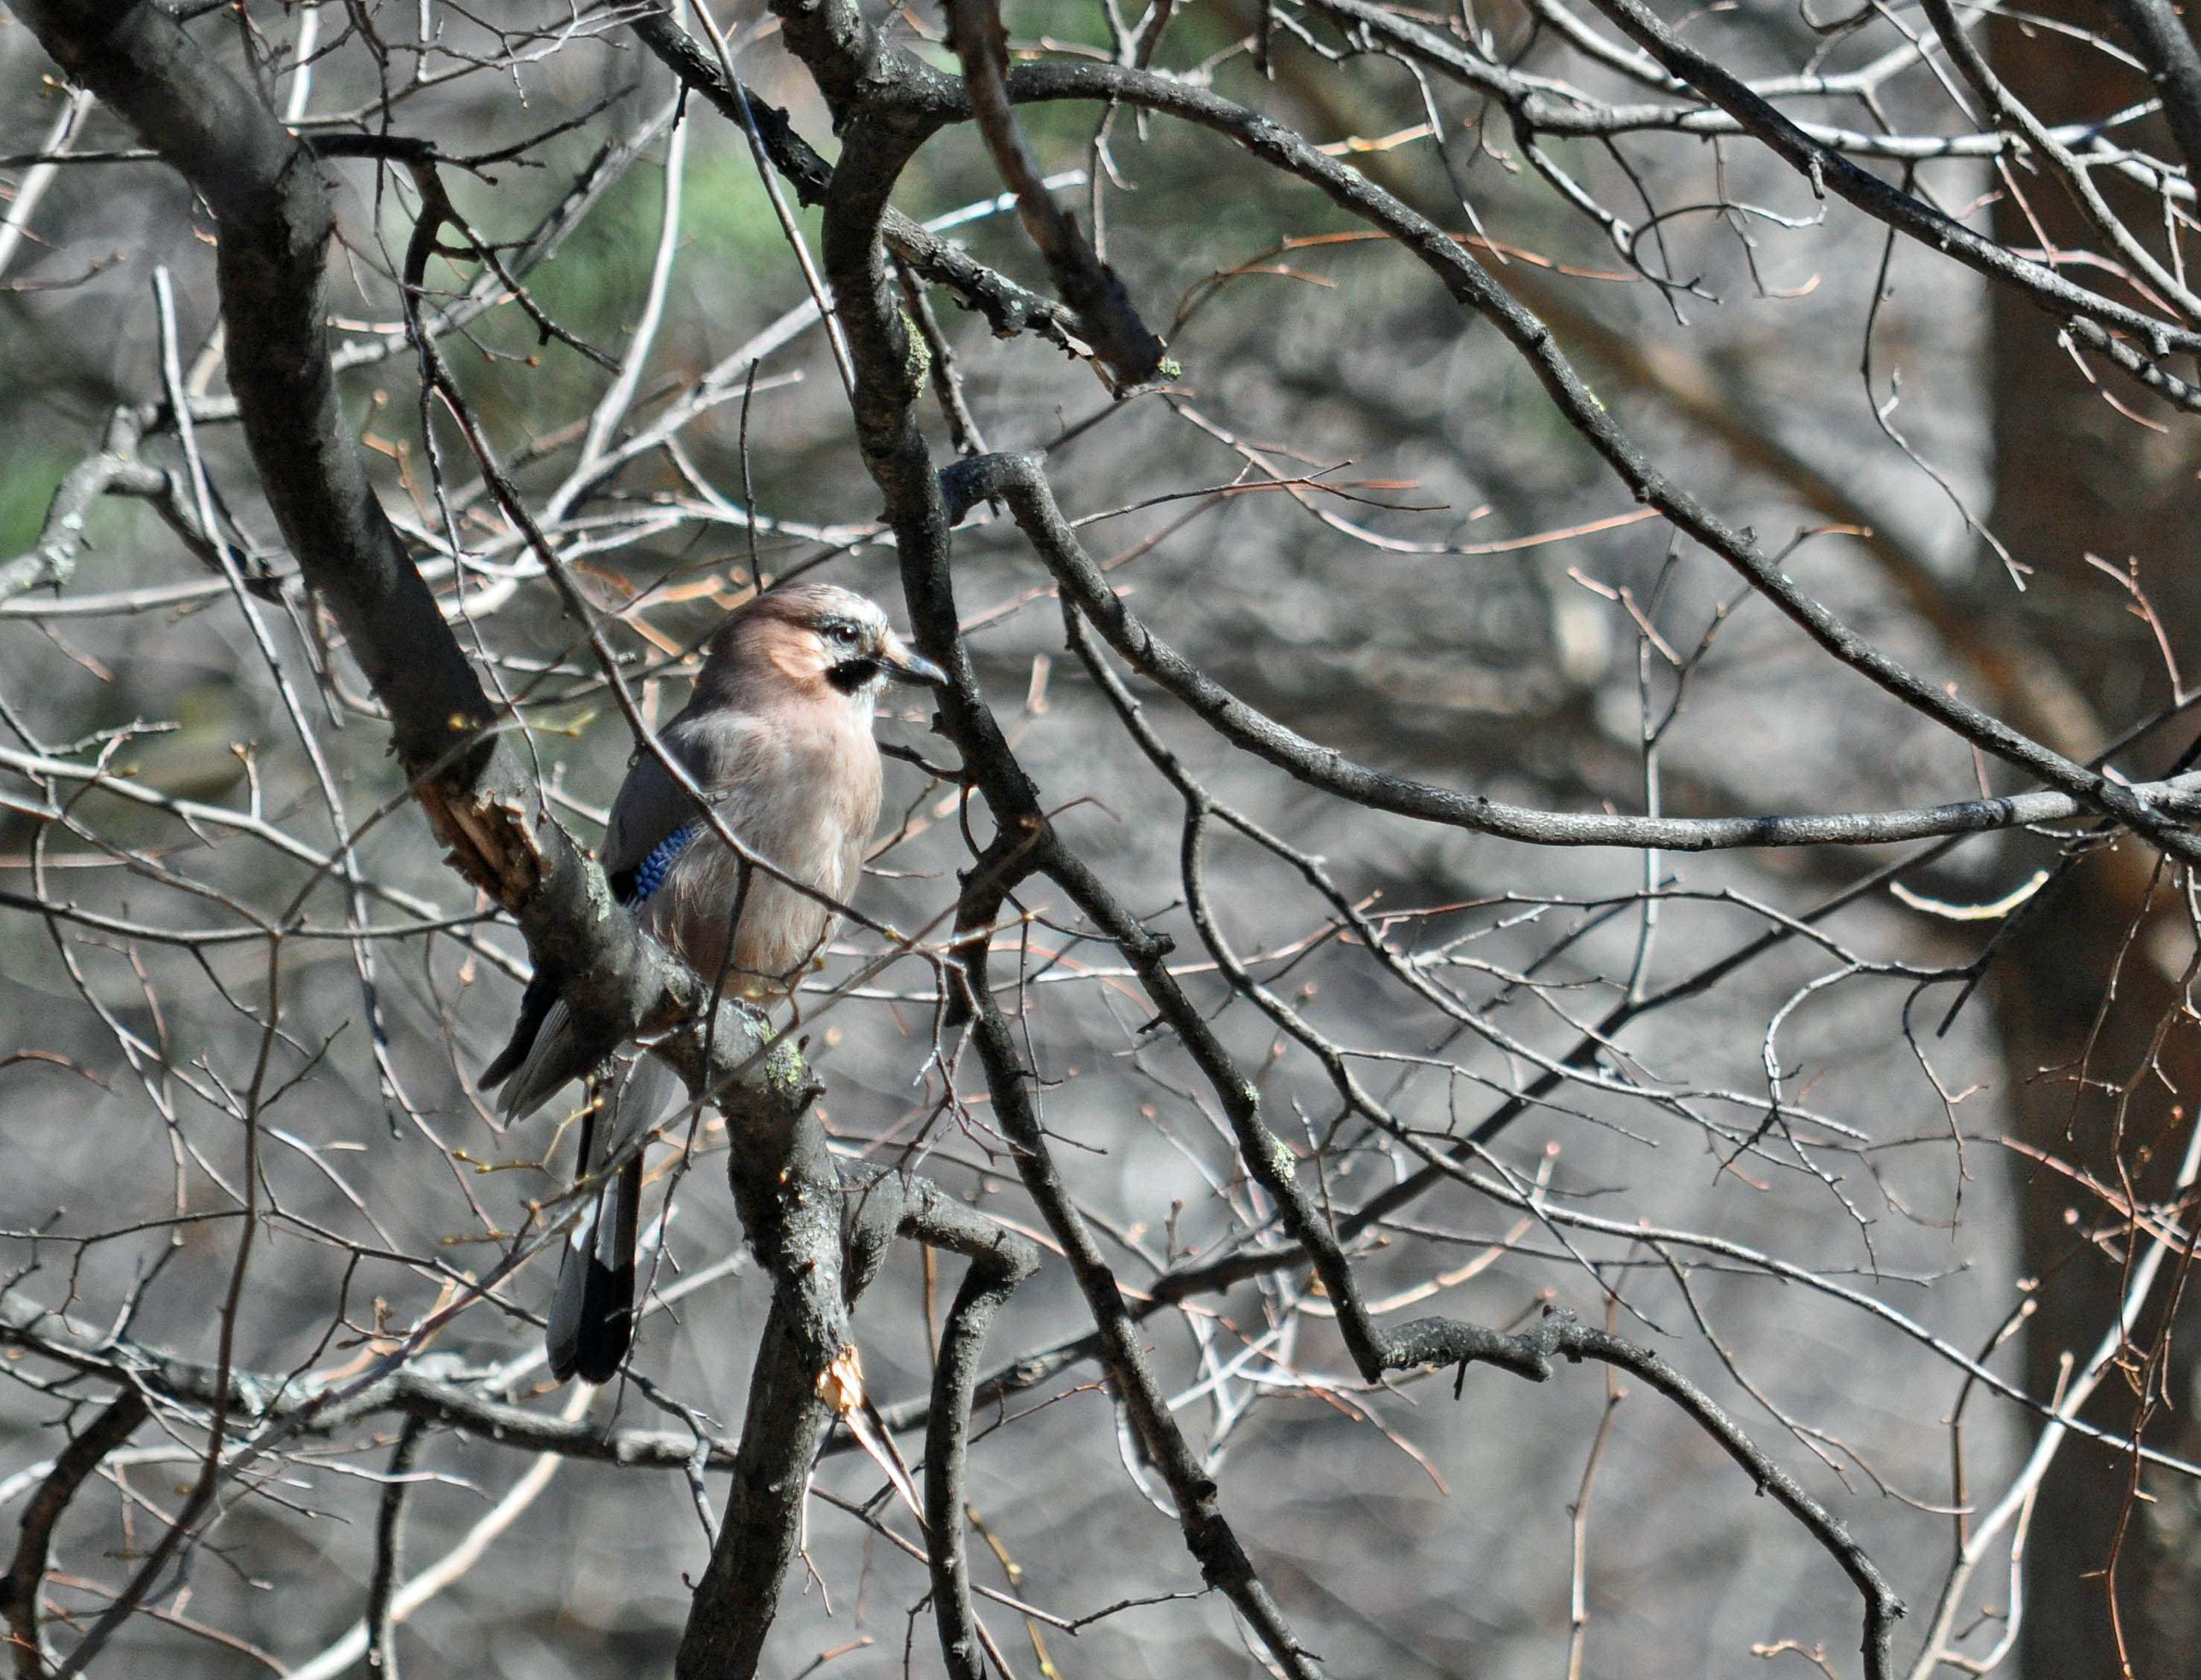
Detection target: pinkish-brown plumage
<box><xmin>637</xmin><ymin>678</ymin><xmax>882</xmax><ymax>997</ymax></box>
<box><xmin>481</xmin><ymin>582</ymin><xmax>944</xmax><ymax>1381</ymax></box>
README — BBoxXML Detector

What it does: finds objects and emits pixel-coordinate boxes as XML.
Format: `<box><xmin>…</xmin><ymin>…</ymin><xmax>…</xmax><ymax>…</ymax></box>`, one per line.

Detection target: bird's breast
<box><xmin>644</xmin><ymin>722</ymin><xmax>881</xmax><ymax>998</ymax></box>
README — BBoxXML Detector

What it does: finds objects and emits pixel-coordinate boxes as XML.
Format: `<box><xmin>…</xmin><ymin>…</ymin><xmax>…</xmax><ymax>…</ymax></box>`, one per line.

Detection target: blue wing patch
<box><xmin>616</xmin><ymin>822</ymin><xmax>702</xmax><ymax>907</ymax></box>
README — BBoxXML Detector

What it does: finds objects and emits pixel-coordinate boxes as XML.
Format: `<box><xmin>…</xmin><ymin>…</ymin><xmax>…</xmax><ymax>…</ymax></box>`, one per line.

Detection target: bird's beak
<box><xmin>879</xmin><ymin>634</ymin><xmax>949</xmax><ymax>687</ymax></box>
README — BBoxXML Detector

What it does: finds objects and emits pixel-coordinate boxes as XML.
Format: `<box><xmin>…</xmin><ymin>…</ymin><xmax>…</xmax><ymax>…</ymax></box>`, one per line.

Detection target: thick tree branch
<box><xmin>934</xmin><ymin>63</ymin><xmax>2201</xmax><ymax>860</ymax></box>
<box><xmin>7</xmin><ymin>0</ymin><xmax>807</xmax><ymax>1120</ymax></box>
<box><xmin>362</xmin><ymin>1418</ymin><xmax>427</xmax><ymax>1680</ymax></box>
<box><xmin>1</xmin><ymin>1390</ymin><xmax>146</xmax><ymax>1680</ymax></box>
<box><xmin>2103</xmin><ymin>0</ymin><xmax>2201</xmax><ymax>184</ymax></box>
<box><xmin>675</xmin><ymin>1084</ymin><xmax>849</xmax><ymax>1680</ymax></box>
<box><xmin>0</xmin><ymin>1288</ymin><xmax>728</xmax><ymax>1465</ymax></box>
<box><xmin>0</xmin><ymin>13</ymin><xmax>848</xmax><ymax>1677</ymax></box>
<box><xmin>842</xmin><ymin>1168</ymin><xmax>1040</xmax><ymax>1680</ymax></box>
<box><xmin>649</xmin><ymin>4</ymin><xmax>2201</xmax><ymax>863</ymax></box>
<box><xmin>784</xmin><ymin>58</ymin><xmax>1327</xmax><ymax>1667</ymax></box>
<box><xmin>628</xmin><ymin>12</ymin><xmax>2201</xmax><ymax>860</ymax></box>
<box><xmin>941</xmin><ymin>0</ymin><xmax>1168</xmax><ymax>386</ymax></box>
<box><xmin>939</xmin><ymin>450</ymin><xmax>2201</xmax><ymax>850</ymax></box>
<box><xmin>629</xmin><ymin>7</ymin><xmax>1082</xmax><ymax>351</ymax></box>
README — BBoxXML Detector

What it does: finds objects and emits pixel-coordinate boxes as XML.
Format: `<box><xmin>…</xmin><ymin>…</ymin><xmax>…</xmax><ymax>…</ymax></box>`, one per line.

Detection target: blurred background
<box><xmin>3</xmin><ymin>0</ymin><xmax>2197</xmax><ymax>1673</ymax></box>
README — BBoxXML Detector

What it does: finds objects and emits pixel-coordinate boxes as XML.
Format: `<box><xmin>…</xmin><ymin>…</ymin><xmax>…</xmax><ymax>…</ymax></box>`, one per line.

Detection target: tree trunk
<box><xmin>1988</xmin><ymin>5</ymin><xmax>2201</xmax><ymax>1668</ymax></box>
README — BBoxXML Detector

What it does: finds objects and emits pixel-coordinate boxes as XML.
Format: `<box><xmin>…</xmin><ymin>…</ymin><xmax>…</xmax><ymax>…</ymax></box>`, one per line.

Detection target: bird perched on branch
<box><xmin>481</xmin><ymin>584</ymin><xmax>947</xmax><ymax>1383</ymax></box>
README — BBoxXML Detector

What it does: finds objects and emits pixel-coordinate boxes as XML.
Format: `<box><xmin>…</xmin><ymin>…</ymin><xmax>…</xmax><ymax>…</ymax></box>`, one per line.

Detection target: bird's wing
<box><xmin>488</xmin><ymin>716</ymin><xmax>741</xmax><ymax>1111</ymax></box>
<box><xmin>600</xmin><ymin>730</ymin><xmax>705</xmax><ymax>901</ymax></box>
<box><xmin>603</xmin><ymin>710</ymin><xmax>781</xmax><ymax>902</ymax></box>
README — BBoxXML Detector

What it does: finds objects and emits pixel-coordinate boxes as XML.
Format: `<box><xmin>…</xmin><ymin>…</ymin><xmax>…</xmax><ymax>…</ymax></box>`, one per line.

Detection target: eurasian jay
<box><xmin>480</xmin><ymin>583</ymin><xmax>946</xmax><ymax>1383</ymax></box>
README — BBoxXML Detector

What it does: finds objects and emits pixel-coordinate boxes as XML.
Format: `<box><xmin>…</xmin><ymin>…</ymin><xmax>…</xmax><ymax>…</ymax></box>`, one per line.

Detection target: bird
<box><xmin>480</xmin><ymin>583</ymin><xmax>946</xmax><ymax>1384</ymax></box>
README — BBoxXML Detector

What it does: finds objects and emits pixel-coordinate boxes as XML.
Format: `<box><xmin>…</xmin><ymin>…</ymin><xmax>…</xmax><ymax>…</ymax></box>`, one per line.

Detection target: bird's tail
<box><xmin>547</xmin><ymin>1145</ymin><xmax>641</xmax><ymax>1384</ymax></box>
<box><xmin>544</xmin><ymin>1056</ymin><xmax>682</xmax><ymax>1384</ymax></box>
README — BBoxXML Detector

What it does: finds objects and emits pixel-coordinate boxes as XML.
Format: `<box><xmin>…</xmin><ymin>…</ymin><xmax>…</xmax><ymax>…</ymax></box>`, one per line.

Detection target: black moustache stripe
<box><xmin>826</xmin><ymin>657</ymin><xmax>880</xmax><ymax>693</ymax></box>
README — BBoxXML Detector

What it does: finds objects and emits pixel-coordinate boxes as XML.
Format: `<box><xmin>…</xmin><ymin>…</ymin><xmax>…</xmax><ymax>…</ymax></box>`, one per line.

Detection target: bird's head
<box><xmin>705</xmin><ymin>583</ymin><xmax>947</xmax><ymax>708</ymax></box>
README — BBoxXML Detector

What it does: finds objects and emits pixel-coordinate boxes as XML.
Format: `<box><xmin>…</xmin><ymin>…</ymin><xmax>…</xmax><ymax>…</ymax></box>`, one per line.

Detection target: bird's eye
<box><xmin>829</xmin><ymin>623</ymin><xmax>862</xmax><ymax>646</ymax></box>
